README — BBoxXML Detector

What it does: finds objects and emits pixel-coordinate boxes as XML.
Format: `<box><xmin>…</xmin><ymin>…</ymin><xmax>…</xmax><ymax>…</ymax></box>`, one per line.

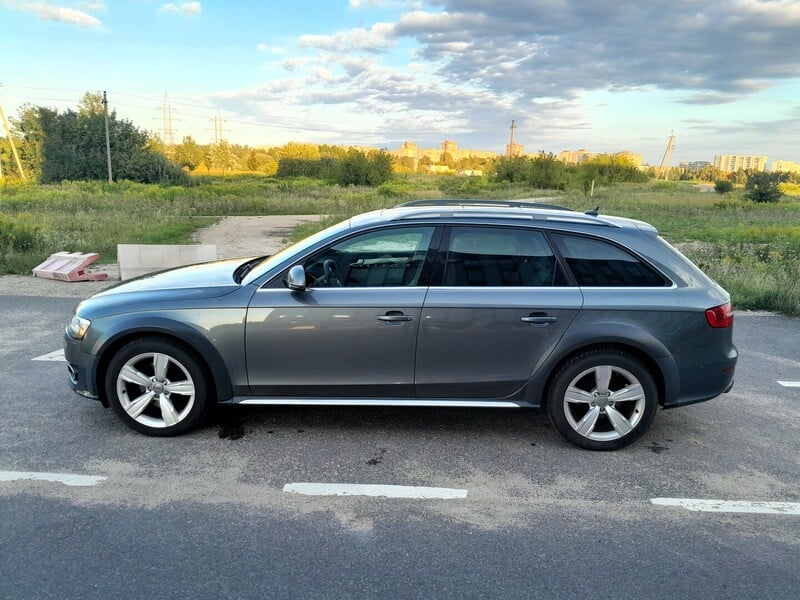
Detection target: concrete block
<box><xmin>117</xmin><ymin>244</ymin><xmax>218</xmax><ymax>280</ymax></box>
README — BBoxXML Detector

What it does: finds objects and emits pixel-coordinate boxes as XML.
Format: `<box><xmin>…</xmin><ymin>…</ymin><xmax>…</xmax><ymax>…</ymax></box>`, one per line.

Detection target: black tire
<box><xmin>547</xmin><ymin>349</ymin><xmax>658</xmax><ymax>450</ymax></box>
<box><xmin>105</xmin><ymin>337</ymin><xmax>211</xmax><ymax>436</ymax></box>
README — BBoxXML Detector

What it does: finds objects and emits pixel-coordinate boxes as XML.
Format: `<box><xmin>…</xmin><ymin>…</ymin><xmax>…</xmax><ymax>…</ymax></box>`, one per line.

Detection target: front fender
<box><xmin>88</xmin><ymin>312</ymin><xmax>245</xmax><ymax>404</ymax></box>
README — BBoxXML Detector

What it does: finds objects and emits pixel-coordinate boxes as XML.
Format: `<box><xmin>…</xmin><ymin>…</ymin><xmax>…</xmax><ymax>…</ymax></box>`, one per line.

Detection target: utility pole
<box><xmin>507</xmin><ymin>119</ymin><xmax>517</xmax><ymax>157</ymax></box>
<box><xmin>0</xmin><ymin>83</ymin><xmax>27</xmax><ymax>180</ymax></box>
<box><xmin>102</xmin><ymin>90</ymin><xmax>113</xmax><ymax>183</ymax></box>
<box><xmin>657</xmin><ymin>130</ymin><xmax>676</xmax><ymax>180</ymax></box>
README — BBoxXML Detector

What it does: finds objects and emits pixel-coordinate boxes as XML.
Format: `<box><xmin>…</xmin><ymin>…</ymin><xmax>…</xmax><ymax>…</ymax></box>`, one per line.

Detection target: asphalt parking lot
<box><xmin>1</xmin><ymin>293</ymin><xmax>798</xmax><ymax>599</ymax></box>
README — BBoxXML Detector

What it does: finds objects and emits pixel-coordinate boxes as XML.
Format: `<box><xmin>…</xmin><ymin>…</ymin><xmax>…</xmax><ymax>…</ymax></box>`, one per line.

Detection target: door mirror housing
<box><xmin>284</xmin><ymin>265</ymin><xmax>307</xmax><ymax>291</ymax></box>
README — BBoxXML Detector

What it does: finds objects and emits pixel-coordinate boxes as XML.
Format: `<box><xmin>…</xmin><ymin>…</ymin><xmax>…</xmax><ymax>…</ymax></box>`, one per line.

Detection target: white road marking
<box><xmin>0</xmin><ymin>470</ymin><xmax>106</xmax><ymax>487</ymax></box>
<box><xmin>32</xmin><ymin>349</ymin><xmax>66</xmax><ymax>362</ymax></box>
<box><xmin>283</xmin><ymin>483</ymin><xmax>468</xmax><ymax>499</ymax></box>
<box><xmin>651</xmin><ymin>498</ymin><xmax>800</xmax><ymax>515</ymax></box>
<box><xmin>778</xmin><ymin>381</ymin><xmax>800</xmax><ymax>388</ymax></box>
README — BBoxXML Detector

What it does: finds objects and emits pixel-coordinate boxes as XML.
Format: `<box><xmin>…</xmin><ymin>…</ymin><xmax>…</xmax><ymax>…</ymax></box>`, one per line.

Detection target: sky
<box><xmin>0</xmin><ymin>0</ymin><xmax>799</xmax><ymax>165</ymax></box>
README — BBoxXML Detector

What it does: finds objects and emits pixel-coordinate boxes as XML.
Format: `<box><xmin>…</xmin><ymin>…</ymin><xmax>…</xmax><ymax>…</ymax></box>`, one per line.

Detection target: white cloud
<box><xmin>3</xmin><ymin>1</ymin><xmax>102</xmax><ymax>27</ymax></box>
<box><xmin>257</xmin><ymin>43</ymin><xmax>288</xmax><ymax>54</ymax></box>
<box><xmin>161</xmin><ymin>2</ymin><xmax>201</xmax><ymax>17</ymax></box>
<box><xmin>299</xmin><ymin>22</ymin><xmax>396</xmax><ymax>53</ymax></box>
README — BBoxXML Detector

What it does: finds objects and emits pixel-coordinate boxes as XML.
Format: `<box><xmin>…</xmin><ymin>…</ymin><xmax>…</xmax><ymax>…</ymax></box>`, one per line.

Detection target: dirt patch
<box><xmin>0</xmin><ymin>215</ymin><xmax>322</xmax><ymax>298</ymax></box>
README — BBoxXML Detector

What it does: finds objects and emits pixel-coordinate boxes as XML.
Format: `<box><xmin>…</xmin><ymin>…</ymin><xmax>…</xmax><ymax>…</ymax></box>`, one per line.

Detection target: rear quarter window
<box><xmin>552</xmin><ymin>233</ymin><xmax>670</xmax><ymax>287</ymax></box>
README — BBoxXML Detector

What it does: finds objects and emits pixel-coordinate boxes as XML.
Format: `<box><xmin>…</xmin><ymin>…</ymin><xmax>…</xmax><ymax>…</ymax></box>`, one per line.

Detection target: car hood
<box><xmin>94</xmin><ymin>257</ymin><xmax>251</xmax><ymax>297</ymax></box>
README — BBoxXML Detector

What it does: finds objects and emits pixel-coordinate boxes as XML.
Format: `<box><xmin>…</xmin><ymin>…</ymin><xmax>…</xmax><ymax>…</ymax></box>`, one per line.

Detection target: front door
<box><xmin>245</xmin><ymin>226</ymin><xmax>438</xmax><ymax>397</ymax></box>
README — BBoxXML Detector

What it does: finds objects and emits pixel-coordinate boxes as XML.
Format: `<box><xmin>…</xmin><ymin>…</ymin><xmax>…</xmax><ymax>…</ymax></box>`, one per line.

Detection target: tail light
<box><xmin>706</xmin><ymin>302</ymin><xmax>734</xmax><ymax>328</ymax></box>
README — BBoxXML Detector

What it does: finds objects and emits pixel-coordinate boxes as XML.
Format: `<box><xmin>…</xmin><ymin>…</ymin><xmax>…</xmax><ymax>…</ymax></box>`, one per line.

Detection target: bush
<box><xmin>745</xmin><ymin>172</ymin><xmax>784</xmax><ymax>203</ymax></box>
<box><xmin>714</xmin><ymin>179</ymin><xmax>734</xmax><ymax>194</ymax></box>
<box><xmin>330</xmin><ymin>150</ymin><xmax>393</xmax><ymax>187</ymax></box>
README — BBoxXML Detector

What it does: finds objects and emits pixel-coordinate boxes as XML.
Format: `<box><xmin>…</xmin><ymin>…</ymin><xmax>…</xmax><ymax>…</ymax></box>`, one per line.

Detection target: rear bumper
<box><xmin>661</xmin><ymin>345</ymin><xmax>737</xmax><ymax>409</ymax></box>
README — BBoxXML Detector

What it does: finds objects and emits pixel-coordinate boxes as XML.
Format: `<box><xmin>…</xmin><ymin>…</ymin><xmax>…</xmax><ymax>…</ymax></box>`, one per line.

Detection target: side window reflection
<box><xmin>303</xmin><ymin>227</ymin><xmax>435</xmax><ymax>288</ymax></box>
<box><xmin>444</xmin><ymin>226</ymin><xmax>557</xmax><ymax>287</ymax></box>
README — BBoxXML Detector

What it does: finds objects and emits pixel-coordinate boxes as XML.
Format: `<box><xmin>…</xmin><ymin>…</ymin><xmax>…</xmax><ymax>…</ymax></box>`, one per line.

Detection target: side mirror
<box><xmin>284</xmin><ymin>264</ymin><xmax>307</xmax><ymax>291</ymax></box>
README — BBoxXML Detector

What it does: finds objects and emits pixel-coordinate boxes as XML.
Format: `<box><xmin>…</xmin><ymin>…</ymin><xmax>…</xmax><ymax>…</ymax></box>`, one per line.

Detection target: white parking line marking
<box><xmin>0</xmin><ymin>470</ymin><xmax>107</xmax><ymax>487</ymax></box>
<box><xmin>283</xmin><ymin>483</ymin><xmax>468</xmax><ymax>499</ymax></box>
<box><xmin>778</xmin><ymin>381</ymin><xmax>800</xmax><ymax>388</ymax></box>
<box><xmin>32</xmin><ymin>350</ymin><xmax>66</xmax><ymax>362</ymax></box>
<box><xmin>651</xmin><ymin>498</ymin><xmax>800</xmax><ymax>515</ymax></box>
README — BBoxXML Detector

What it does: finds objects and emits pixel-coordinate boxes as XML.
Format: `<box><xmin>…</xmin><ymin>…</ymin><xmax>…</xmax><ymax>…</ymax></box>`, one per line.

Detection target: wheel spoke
<box><xmin>594</xmin><ymin>366</ymin><xmax>612</xmax><ymax>394</ymax></box>
<box><xmin>126</xmin><ymin>391</ymin><xmax>155</xmax><ymax>419</ymax></box>
<box><xmin>164</xmin><ymin>380</ymin><xmax>194</xmax><ymax>396</ymax></box>
<box><xmin>565</xmin><ymin>386</ymin><xmax>595</xmax><ymax>404</ymax></box>
<box><xmin>575</xmin><ymin>406</ymin><xmax>601</xmax><ymax>437</ymax></box>
<box><xmin>606</xmin><ymin>406</ymin><xmax>633</xmax><ymax>436</ymax></box>
<box><xmin>610</xmin><ymin>383</ymin><xmax>644</xmax><ymax>403</ymax></box>
<box><xmin>120</xmin><ymin>365</ymin><xmax>151</xmax><ymax>387</ymax></box>
<box><xmin>158</xmin><ymin>394</ymin><xmax>179</xmax><ymax>427</ymax></box>
<box><xmin>154</xmin><ymin>353</ymin><xmax>170</xmax><ymax>381</ymax></box>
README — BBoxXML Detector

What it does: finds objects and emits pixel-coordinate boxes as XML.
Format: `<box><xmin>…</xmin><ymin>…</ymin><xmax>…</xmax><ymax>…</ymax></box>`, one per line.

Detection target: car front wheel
<box><xmin>547</xmin><ymin>350</ymin><xmax>658</xmax><ymax>450</ymax></box>
<box><xmin>105</xmin><ymin>337</ymin><xmax>210</xmax><ymax>436</ymax></box>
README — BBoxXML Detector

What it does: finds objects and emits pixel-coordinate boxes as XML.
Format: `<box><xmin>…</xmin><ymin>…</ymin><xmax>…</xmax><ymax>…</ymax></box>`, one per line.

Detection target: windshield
<box><xmin>241</xmin><ymin>218</ymin><xmax>352</xmax><ymax>286</ymax></box>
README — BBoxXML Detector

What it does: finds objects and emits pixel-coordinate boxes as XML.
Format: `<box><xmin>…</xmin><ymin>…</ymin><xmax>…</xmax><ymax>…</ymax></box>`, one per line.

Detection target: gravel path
<box><xmin>0</xmin><ymin>215</ymin><xmax>322</xmax><ymax>298</ymax></box>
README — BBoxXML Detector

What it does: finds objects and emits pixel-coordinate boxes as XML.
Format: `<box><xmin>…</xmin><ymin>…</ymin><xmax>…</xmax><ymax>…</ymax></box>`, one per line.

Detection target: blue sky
<box><xmin>1</xmin><ymin>0</ymin><xmax>799</xmax><ymax>165</ymax></box>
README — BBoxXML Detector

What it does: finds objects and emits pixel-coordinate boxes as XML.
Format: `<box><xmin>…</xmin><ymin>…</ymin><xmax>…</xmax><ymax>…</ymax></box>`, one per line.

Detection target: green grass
<box><xmin>2</xmin><ymin>175</ymin><xmax>800</xmax><ymax>316</ymax></box>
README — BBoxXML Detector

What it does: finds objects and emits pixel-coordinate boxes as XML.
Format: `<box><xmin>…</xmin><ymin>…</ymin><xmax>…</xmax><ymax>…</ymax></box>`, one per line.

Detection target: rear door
<box><xmin>415</xmin><ymin>225</ymin><xmax>583</xmax><ymax>398</ymax></box>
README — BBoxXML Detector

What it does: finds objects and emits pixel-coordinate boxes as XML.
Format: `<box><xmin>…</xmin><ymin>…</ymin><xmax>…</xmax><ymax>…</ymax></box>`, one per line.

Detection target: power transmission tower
<box><xmin>102</xmin><ymin>91</ymin><xmax>113</xmax><ymax>183</ymax></box>
<box><xmin>0</xmin><ymin>83</ymin><xmax>26</xmax><ymax>180</ymax></box>
<box><xmin>207</xmin><ymin>109</ymin><xmax>229</xmax><ymax>143</ymax></box>
<box><xmin>657</xmin><ymin>130</ymin><xmax>676</xmax><ymax>180</ymax></box>
<box><xmin>155</xmin><ymin>93</ymin><xmax>179</xmax><ymax>147</ymax></box>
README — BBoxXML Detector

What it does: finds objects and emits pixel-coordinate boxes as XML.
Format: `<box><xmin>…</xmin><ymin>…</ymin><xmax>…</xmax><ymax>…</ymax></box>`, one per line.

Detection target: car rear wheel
<box><xmin>547</xmin><ymin>350</ymin><xmax>658</xmax><ymax>450</ymax></box>
<box><xmin>105</xmin><ymin>338</ymin><xmax>210</xmax><ymax>436</ymax></box>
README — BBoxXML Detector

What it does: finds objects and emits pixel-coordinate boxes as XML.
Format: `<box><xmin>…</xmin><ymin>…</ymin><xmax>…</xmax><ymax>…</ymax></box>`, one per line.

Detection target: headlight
<box><xmin>67</xmin><ymin>315</ymin><xmax>91</xmax><ymax>340</ymax></box>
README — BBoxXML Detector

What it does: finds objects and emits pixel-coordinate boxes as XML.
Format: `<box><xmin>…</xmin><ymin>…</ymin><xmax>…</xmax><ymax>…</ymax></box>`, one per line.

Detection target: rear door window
<box><xmin>443</xmin><ymin>226</ymin><xmax>562</xmax><ymax>286</ymax></box>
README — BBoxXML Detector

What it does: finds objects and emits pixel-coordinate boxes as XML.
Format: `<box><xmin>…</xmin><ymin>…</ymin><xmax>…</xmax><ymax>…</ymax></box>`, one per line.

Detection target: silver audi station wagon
<box><xmin>65</xmin><ymin>201</ymin><xmax>737</xmax><ymax>450</ymax></box>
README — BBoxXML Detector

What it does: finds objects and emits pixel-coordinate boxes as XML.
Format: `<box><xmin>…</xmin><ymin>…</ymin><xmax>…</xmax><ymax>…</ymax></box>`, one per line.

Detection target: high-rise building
<box><xmin>772</xmin><ymin>160</ymin><xmax>800</xmax><ymax>174</ymax></box>
<box><xmin>713</xmin><ymin>155</ymin><xmax>768</xmax><ymax>173</ymax></box>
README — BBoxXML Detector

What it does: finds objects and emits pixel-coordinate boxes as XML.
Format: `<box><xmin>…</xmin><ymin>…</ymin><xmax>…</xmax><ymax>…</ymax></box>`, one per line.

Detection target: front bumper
<box><xmin>63</xmin><ymin>333</ymin><xmax>101</xmax><ymax>402</ymax></box>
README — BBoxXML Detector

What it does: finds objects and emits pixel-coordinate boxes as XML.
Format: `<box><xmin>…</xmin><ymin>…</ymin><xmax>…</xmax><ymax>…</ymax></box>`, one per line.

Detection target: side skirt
<box><xmin>230</xmin><ymin>397</ymin><xmax>525</xmax><ymax>408</ymax></box>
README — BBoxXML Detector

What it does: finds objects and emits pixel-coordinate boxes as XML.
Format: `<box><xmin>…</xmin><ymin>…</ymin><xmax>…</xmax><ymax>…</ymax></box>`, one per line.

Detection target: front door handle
<box><xmin>378</xmin><ymin>311</ymin><xmax>413</xmax><ymax>323</ymax></box>
<box><xmin>521</xmin><ymin>314</ymin><xmax>557</xmax><ymax>325</ymax></box>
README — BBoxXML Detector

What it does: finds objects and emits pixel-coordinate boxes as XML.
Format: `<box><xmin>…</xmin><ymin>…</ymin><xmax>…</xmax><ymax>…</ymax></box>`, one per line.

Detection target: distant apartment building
<box><xmin>394</xmin><ymin>140</ymin><xmax>497</xmax><ymax>168</ymax></box>
<box><xmin>679</xmin><ymin>161</ymin><xmax>711</xmax><ymax>170</ymax></box>
<box><xmin>713</xmin><ymin>155</ymin><xmax>768</xmax><ymax>173</ymax></box>
<box><xmin>505</xmin><ymin>142</ymin><xmax>525</xmax><ymax>157</ymax></box>
<box><xmin>772</xmin><ymin>160</ymin><xmax>800</xmax><ymax>174</ymax></box>
<box><xmin>556</xmin><ymin>149</ymin><xmax>594</xmax><ymax>164</ymax></box>
<box><xmin>556</xmin><ymin>149</ymin><xmax>642</xmax><ymax>167</ymax></box>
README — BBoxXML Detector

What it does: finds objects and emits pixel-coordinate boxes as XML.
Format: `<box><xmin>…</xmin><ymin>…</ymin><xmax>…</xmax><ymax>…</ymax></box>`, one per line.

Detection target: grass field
<box><xmin>1</xmin><ymin>175</ymin><xmax>799</xmax><ymax>316</ymax></box>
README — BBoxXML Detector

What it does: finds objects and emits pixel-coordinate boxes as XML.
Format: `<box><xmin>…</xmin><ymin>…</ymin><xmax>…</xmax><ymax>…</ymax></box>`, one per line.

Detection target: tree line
<box><xmin>0</xmin><ymin>93</ymin><xmax>395</xmax><ymax>186</ymax></box>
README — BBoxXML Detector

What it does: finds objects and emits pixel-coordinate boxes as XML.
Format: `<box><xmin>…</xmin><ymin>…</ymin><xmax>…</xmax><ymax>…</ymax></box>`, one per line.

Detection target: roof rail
<box><xmin>395</xmin><ymin>199</ymin><xmax>574</xmax><ymax>211</ymax></box>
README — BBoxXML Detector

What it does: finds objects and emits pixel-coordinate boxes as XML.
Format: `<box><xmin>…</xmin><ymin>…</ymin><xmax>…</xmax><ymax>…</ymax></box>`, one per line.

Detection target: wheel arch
<box><xmin>527</xmin><ymin>324</ymin><xmax>679</xmax><ymax>408</ymax></box>
<box><xmin>92</xmin><ymin>319</ymin><xmax>234</xmax><ymax>407</ymax></box>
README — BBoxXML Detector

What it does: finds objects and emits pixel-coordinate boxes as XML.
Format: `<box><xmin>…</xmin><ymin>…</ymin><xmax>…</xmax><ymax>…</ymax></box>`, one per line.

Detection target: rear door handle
<box><xmin>378</xmin><ymin>311</ymin><xmax>413</xmax><ymax>323</ymax></box>
<box><xmin>521</xmin><ymin>315</ymin><xmax>557</xmax><ymax>325</ymax></box>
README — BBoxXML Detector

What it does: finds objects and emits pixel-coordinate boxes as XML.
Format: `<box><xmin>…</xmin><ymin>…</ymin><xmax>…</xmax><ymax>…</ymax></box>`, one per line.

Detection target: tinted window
<box><xmin>303</xmin><ymin>227</ymin><xmax>434</xmax><ymax>287</ymax></box>
<box><xmin>554</xmin><ymin>234</ymin><xmax>668</xmax><ymax>287</ymax></box>
<box><xmin>444</xmin><ymin>227</ymin><xmax>558</xmax><ymax>287</ymax></box>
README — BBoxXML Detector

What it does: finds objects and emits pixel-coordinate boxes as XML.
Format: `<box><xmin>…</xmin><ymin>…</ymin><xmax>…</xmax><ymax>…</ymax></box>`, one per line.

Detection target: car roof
<box><xmin>349</xmin><ymin>201</ymin><xmax>658</xmax><ymax>236</ymax></box>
